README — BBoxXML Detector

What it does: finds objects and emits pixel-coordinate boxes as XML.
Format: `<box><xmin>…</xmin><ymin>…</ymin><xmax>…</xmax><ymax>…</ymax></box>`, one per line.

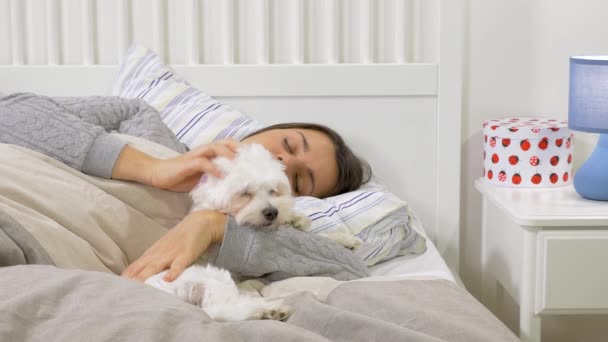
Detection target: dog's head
<box><xmin>190</xmin><ymin>144</ymin><xmax>296</xmax><ymax>228</ymax></box>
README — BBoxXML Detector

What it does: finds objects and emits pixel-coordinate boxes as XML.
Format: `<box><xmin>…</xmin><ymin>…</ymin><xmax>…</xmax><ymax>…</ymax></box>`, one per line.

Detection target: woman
<box><xmin>0</xmin><ymin>93</ymin><xmax>371</xmax><ymax>281</ymax></box>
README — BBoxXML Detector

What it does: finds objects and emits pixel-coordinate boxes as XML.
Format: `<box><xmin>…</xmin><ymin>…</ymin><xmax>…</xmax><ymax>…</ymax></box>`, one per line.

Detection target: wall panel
<box><xmin>1</xmin><ymin>0</ymin><xmax>421</xmax><ymax>65</ymax></box>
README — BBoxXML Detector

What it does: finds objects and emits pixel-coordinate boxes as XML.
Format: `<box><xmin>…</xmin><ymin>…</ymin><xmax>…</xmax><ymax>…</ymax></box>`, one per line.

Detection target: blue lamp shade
<box><xmin>569</xmin><ymin>56</ymin><xmax>608</xmax><ymax>132</ymax></box>
<box><xmin>568</xmin><ymin>56</ymin><xmax>608</xmax><ymax>200</ymax></box>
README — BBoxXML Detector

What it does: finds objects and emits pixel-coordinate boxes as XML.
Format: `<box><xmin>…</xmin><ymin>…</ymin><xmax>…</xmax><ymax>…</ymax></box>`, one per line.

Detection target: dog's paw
<box><xmin>340</xmin><ymin>235</ymin><xmax>364</xmax><ymax>250</ymax></box>
<box><xmin>287</xmin><ymin>213</ymin><xmax>311</xmax><ymax>231</ymax></box>
<box><xmin>175</xmin><ymin>281</ymin><xmax>206</xmax><ymax>307</ymax></box>
<box><xmin>259</xmin><ymin>305</ymin><xmax>293</xmax><ymax>322</ymax></box>
<box><xmin>321</xmin><ymin>232</ymin><xmax>363</xmax><ymax>250</ymax></box>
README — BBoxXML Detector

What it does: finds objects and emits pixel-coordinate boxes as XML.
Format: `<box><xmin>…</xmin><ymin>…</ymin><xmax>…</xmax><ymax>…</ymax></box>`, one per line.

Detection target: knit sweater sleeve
<box><xmin>0</xmin><ymin>93</ymin><xmax>186</xmax><ymax>178</ymax></box>
<box><xmin>215</xmin><ymin>217</ymin><xmax>370</xmax><ymax>281</ymax></box>
<box><xmin>53</xmin><ymin>95</ymin><xmax>186</xmax><ymax>154</ymax></box>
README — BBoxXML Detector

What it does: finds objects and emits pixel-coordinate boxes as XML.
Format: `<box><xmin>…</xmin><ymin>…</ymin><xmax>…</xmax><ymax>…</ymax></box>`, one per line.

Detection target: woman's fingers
<box><xmin>124</xmin><ymin>257</ymin><xmax>188</xmax><ymax>282</ymax></box>
<box><xmin>221</xmin><ymin>138</ymin><xmax>240</xmax><ymax>152</ymax></box>
<box><xmin>163</xmin><ymin>258</ymin><xmax>188</xmax><ymax>282</ymax></box>
<box><xmin>135</xmin><ymin>264</ymin><xmax>166</xmax><ymax>282</ymax></box>
<box><xmin>172</xmin><ymin>139</ymin><xmax>242</xmax><ymax>187</ymax></box>
<box><xmin>183</xmin><ymin>157</ymin><xmax>221</xmax><ymax>178</ymax></box>
<box><xmin>130</xmin><ymin>261</ymin><xmax>169</xmax><ymax>282</ymax></box>
<box><xmin>186</xmin><ymin>143</ymin><xmax>240</xmax><ymax>178</ymax></box>
<box><xmin>204</xmin><ymin>144</ymin><xmax>237</xmax><ymax>160</ymax></box>
<box><xmin>191</xmin><ymin>140</ymin><xmax>240</xmax><ymax>160</ymax></box>
<box><xmin>122</xmin><ymin>259</ymin><xmax>144</xmax><ymax>278</ymax></box>
<box><xmin>122</xmin><ymin>252</ymin><xmax>170</xmax><ymax>282</ymax></box>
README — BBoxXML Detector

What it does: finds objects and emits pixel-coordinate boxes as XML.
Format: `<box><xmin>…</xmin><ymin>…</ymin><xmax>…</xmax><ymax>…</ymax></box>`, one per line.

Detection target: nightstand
<box><xmin>475</xmin><ymin>179</ymin><xmax>608</xmax><ymax>342</ymax></box>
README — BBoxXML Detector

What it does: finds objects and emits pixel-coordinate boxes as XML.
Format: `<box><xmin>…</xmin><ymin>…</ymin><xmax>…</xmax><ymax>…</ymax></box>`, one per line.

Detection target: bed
<box><xmin>0</xmin><ymin>0</ymin><xmax>516</xmax><ymax>341</ymax></box>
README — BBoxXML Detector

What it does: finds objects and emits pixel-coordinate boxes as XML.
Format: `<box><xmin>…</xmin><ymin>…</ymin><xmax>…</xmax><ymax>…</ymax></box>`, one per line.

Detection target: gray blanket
<box><xmin>0</xmin><ymin>265</ymin><xmax>518</xmax><ymax>342</ymax></box>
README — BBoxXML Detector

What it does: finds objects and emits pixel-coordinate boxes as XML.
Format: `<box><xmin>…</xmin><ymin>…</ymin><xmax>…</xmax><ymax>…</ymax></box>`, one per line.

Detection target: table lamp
<box><xmin>569</xmin><ymin>56</ymin><xmax>608</xmax><ymax>200</ymax></box>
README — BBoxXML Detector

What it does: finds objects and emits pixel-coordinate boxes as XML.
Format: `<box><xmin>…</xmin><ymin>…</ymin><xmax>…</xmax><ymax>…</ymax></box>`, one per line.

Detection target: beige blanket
<box><xmin>0</xmin><ymin>134</ymin><xmax>190</xmax><ymax>273</ymax></box>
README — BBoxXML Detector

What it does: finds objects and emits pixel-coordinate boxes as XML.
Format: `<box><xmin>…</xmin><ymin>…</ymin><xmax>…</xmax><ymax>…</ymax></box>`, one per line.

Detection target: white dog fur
<box><xmin>189</xmin><ymin>143</ymin><xmax>307</xmax><ymax>229</ymax></box>
<box><xmin>145</xmin><ymin>143</ymin><xmax>360</xmax><ymax>321</ymax></box>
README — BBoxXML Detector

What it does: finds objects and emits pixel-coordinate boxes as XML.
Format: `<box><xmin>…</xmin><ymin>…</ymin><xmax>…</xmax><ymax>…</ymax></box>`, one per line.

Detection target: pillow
<box><xmin>297</xmin><ymin>183</ymin><xmax>426</xmax><ymax>266</ymax></box>
<box><xmin>112</xmin><ymin>46</ymin><xmax>265</xmax><ymax>147</ymax></box>
<box><xmin>112</xmin><ymin>45</ymin><xmax>426</xmax><ymax>266</ymax></box>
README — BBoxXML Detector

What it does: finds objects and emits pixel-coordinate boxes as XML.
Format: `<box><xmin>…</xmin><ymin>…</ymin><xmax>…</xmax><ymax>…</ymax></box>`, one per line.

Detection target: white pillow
<box><xmin>112</xmin><ymin>46</ymin><xmax>265</xmax><ymax>147</ymax></box>
<box><xmin>112</xmin><ymin>45</ymin><xmax>426</xmax><ymax>265</ymax></box>
<box><xmin>297</xmin><ymin>183</ymin><xmax>426</xmax><ymax>265</ymax></box>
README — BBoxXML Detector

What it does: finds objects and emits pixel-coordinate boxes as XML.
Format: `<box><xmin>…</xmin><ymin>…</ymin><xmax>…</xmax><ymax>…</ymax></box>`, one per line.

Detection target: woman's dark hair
<box><xmin>244</xmin><ymin>123</ymin><xmax>372</xmax><ymax>197</ymax></box>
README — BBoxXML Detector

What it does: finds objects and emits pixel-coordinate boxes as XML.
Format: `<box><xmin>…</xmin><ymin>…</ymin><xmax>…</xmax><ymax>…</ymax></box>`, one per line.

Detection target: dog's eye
<box><xmin>269</xmin><ymin>189</ymin><xmax>278</xmax><ymax>196</ymax></box>
<box><xmin>240</xmin><ymin>191</ymin><xmax>252</xmax><ymax>198</ymax></box>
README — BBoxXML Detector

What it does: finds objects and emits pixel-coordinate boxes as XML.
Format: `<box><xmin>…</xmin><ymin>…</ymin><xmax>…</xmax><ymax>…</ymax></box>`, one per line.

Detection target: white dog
<box><xmin>189</xmin><ymin>143</ymin><xmax>308</xmax><ymax>229</ymax></box>
<box><xmin>145</xmin><ymin>143</ymin><xmax>360</xmax><ymax>321</ymax></box>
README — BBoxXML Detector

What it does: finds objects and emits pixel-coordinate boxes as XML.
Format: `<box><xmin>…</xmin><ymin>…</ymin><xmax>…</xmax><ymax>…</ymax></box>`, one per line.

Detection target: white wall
<box><xmin>462</xmin><ymin>0</ymin><xmax>608</xmax><ymax>339</ymax></box>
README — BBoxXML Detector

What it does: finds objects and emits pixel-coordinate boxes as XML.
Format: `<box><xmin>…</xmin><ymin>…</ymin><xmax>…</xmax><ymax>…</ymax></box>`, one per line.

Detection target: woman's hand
<box><xmin>122</xmin><ymin>210</ymin><xmax>227</xmax><ymax>282</ymax></box>
<box><xmin>112</xmin><ymin>139</ymin><xmax>239</xmax><ymax>192</ymax></box>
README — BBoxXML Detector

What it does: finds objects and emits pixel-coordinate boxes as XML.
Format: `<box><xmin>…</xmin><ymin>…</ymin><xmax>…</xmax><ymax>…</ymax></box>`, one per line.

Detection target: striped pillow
<box><xmin>297</xmin><ymin>182</ymin><xmax>426</xmax><ymax>266</ymax></box>
<box><xmin>112</xmin><ymin>45</ymin><xmax>426</xmax><ymax>265</ymax></box>
<box><xmin>112</xmin><ymin>45</ymin><xmax>265</xmax><ymax>147</ymax></box>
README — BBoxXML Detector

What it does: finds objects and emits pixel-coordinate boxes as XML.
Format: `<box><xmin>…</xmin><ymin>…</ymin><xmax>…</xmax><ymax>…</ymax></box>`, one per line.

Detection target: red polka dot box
<box><xmin>483</xmin><ymin>117</ymin><xmax>573</xmax><ymax>187</ymax></box>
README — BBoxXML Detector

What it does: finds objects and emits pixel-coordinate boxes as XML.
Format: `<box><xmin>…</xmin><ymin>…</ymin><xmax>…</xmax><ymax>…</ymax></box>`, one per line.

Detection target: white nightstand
<box><xmin>475</xmin><ymin>179</ymin><xmax>608</xmax><ymax>342</ymax></box>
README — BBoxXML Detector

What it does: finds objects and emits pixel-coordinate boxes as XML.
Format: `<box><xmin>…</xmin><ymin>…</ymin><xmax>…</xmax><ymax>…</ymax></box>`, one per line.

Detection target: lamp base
<box><xmin>574</xmin><ymin>134</ymin><xmax>608</xmax><ymax>201</ymax></box>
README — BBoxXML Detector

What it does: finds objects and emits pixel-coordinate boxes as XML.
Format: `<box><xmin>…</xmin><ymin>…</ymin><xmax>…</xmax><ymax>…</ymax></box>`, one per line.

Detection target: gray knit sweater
<box><xmin>0</xmin><ymin>93</ymin><xmax>369</xmax><ymax>281</ymax></box>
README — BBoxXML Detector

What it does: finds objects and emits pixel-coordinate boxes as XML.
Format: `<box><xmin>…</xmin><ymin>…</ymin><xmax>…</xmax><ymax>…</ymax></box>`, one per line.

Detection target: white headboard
<box><xmin>0</xmin><ymin>0</ymin><xmax>463</xmax><ymax>272</ymax></box>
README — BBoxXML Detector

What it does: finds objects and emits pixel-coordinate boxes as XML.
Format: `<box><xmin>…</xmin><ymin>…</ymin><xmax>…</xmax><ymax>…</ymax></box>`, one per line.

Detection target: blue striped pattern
<box><xmin>112</xmin><ymin>45</ymin><xmax>265</xmax><ymax>148</ymax></box>
<box><xmin>112</xmin><ymin>45</ymin><xmax>426</xmax><ymax>265</ymax></box>
<box><xmin>295</xmin><ymin>182</ymin><xmax>426</xmax><ymax>266</ymax></box>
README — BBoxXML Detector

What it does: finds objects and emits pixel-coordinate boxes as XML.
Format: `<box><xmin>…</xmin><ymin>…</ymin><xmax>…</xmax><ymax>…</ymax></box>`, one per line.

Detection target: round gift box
<box><xmin>483</xmin><ymin>117</ymin><xmax>573</xmax><ymax>187</ymax></box>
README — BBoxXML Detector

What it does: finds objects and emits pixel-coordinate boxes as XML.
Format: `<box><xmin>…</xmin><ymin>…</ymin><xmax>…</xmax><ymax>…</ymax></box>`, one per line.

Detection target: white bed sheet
<box><xmin>368</xmin><ymin>238</ymin><xmax>457</xmax><ymax>284</ymax></box>
<box><xmin>365</xmin><ymin>213</ymin><xmax>460</xmax><ymax>285</ymax></box>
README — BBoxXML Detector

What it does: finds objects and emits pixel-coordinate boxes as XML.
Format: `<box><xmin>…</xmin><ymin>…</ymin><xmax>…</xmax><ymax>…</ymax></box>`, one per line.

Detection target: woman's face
<box><xmin>241</xmin><ymin>128</ymin><xmax>338</xmax><ymax>198</ymax></box>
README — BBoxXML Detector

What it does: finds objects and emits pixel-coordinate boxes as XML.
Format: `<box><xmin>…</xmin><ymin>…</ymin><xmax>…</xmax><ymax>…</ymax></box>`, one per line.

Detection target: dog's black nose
<box><xmin>263</xmin><ymin>207</ymin><xmax>278</xmax><ymax>221</ymax></box>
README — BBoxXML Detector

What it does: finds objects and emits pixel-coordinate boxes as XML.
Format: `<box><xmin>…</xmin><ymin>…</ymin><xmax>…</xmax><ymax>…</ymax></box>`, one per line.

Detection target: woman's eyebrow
<box><xmin>297</xmin><ymin>131</ymin><xmax>309</xmax><ymax>152</ymax></box>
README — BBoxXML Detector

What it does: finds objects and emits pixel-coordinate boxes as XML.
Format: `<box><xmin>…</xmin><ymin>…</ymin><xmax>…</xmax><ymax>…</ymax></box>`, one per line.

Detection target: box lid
<box><xmin>483</xmin><ymin>117</ymin><xmax>570</xmax><ymax>140</ymax></box>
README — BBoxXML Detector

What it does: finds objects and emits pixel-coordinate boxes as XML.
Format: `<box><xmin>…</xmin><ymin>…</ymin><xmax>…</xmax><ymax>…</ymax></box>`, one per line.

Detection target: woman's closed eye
<box><xmin>282</xmin><ymin>137</ymin><xmax>294</xmax><ymax>154</ymax></box>
<box><xmin>294</xmin><ymin>173</ymin><xmax>300</xmax><ymax>195</ymax></box>
<box><xmin>282</xmin><ymin>134</ymin><xmax>314</xmax><ymax>196</ymax></box>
